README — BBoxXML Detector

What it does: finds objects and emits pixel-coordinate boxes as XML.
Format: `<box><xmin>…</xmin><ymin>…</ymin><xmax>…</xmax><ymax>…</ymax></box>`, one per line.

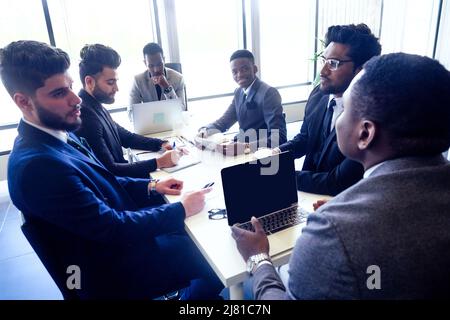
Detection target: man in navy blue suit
<box><xmin>1</xmin><ymin>40</ymin><xmax>223</xmax><ymax>299</ymax></box>
<box><xmin>275</xmin><ymin>24</ymin><xmax>382</xmax><ymax>196</ymax></box>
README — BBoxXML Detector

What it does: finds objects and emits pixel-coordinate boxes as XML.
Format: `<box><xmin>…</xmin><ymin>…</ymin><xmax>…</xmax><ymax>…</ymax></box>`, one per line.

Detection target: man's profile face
<box><xmin>92</xmin><ymin>67</ymin><xmax>118</xmax><ymax>104</ymax></box>
<box><xmin>320</xmin><ymin>42</ymin><xmax>357</xmax><ymax>96</ymax></box>
<box><xmin>145</xmin><ymin>53</ymin><xmax>165</xmax><ymax>77</ymax></box>
<box><xmin>230</xmin><ymin>58</ymin><xmax>257</xmax><ymax>89</ymax></box>
<box><xmin>32</xmin><ymin>72</ymin><xmax>82</xmax><ymax>131</ymax></box>
<box><xmin>336</xmin><ymin>71</ymin><xmax>364</xmax><ymax>162</ymax></box>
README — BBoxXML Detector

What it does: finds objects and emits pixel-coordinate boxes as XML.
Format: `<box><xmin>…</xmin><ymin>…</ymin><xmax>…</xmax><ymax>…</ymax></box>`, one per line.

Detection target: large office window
<box><xmin>173</xmin><ymin>0</ymin><xmax>242</xmax><ymax>98</ymax></box>
<box><xmin>380</xmin><ymin>0</ymin><xmax>440</xmax><ymax>56</ymax></box>
<box><xmin>0</xmin><ymin>0</ymin><xmax>50</xmax><ymax>126</ymax></box>
<box><xmin>258</xmin><ymin>0</ymin><xmax>316</xmax><ymax>88</ymax></box>
<box><xmin>435</xmin><ymin>0</ymin><xmax>450</xmax><ymax>69</ymax></box>
<box><xmin>47</xmin><ymin>0</ymin><xmax>156</xmax><ymax>108</ymax></box>
<box><xmin>318</xmin><ymin>0</ymin><xmax>382</xmax><ymax>39</ymax></box>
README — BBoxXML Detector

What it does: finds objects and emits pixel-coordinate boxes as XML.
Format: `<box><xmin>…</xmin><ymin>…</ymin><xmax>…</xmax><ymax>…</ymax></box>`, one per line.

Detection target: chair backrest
<box><xmin>21</xmin><ymin>216</ymin><xmax>80</xmax><ymax>300</ymax></box>
<box><xmin>165</xmin><ymin>62</ymin><xmax>188</xmax><ymax>110</ymax></box>
<box><xmin>165</xmin><ymin>62</ymin><xmax>182</xmax><ymax>74</ymax></box>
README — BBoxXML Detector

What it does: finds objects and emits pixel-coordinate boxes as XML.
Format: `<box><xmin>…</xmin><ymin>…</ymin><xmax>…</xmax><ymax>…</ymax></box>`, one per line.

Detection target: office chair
<box><xmin>20</xmin><ymin>214</ymin><xmax>80</xmax><ymax>300</ymax></box>
<box><xmin>165</xmin><ymin>62</ymin><xmax>188</xmax><ymax>110</ymax></box>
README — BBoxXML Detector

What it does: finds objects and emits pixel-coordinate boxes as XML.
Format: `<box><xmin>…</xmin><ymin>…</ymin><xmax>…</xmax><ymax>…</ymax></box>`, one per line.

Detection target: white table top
<box><xmin>148</xmin><ymin>130</ymin><xmax>332</xmax><ymax>288</ymax></box>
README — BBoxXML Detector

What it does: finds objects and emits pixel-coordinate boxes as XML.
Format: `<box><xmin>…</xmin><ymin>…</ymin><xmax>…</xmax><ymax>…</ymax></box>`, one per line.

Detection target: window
<box><xmin>380</xmin><ymin>0</ymin><xmax>440</xmax><ymax>56</ymax></box>
<box><xmin>258</xmin><ymin>0</ymin><xmax>316</xmax><ymax>89</ymax></box>
<box><xmin>318</xmin><ymin>0</ymin><xmax>383</xmax><ymax>39</ymax></box>
<box><xmin>435</xmin><ymin>0</ymin><xmax>450</xmax><ymax>69</ymax></box>
<box><xmin>173</xmin><ymin>0</ymin><xmax>242</xmax><ymax>98</ymax></box>
<box><xmin>47</xmin><ymin>0</ymin><xmax>156</xmax><ymax>108</ymax></box>
<box><xmin>0</xmin><ymin>0</ymin><xmax>50</xmax><ymax>125</ymax></box>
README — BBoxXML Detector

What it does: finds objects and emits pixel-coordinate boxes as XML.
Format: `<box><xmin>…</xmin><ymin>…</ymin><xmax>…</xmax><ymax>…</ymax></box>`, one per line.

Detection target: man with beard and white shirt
<box><xmin>75</xmin><ymin>44</ymin><xmax>183</xmax><ymax>178</ymax></box>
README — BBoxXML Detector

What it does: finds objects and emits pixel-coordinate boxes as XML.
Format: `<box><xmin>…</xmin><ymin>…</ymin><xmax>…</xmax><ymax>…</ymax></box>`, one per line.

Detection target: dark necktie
<box><xmin>323</xmin><ymin>99</ymin><xmax>336</xmax><ymax>138</ymax></box>
<box><xmin>67</xmin><ymin>136</ymin><xmax>95</xmax><ymax>161</ymax></box>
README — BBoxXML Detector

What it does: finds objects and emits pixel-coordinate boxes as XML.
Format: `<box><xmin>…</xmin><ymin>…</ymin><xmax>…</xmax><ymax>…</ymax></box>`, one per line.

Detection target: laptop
<box><xmin>221</xmin><ymin>151</ymin><xmax>309</xmax><ymax>255</ymax></box>
<box><xmin>129</xmin><ymin>99</ymin><xmax>183</xmax><ymax>135</ymax></box>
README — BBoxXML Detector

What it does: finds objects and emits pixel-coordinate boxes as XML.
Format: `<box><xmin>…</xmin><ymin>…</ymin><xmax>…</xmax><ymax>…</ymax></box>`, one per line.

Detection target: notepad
<box><xmin>135</xmin><ymin>150</ymin><xmax>201</xmax><ymax>173</ymax></box>
<box><xmin>162</xmin><ymin>154</ymin><xmax>201</xmax><ymax>173</ymax></box>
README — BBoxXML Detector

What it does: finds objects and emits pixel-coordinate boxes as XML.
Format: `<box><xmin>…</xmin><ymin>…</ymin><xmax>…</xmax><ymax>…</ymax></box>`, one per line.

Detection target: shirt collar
<box><xmin>22</xmin><ymin>117</ymin><xmax>68</xmax><ymax>143</ymax></box>
<box><xmin>244</xmin><ymin>78</ymin><xmax>257</xmax><ymax>96</ymax></box>
<box><xmin>329</xmin><ymin>95</ymin><xmax>343</xmax><ymax>109</ymax></box>
<box><xmin>363</xmin><ymin>161</ymin><xmax>386</xmax><ymax>178</ymax></box>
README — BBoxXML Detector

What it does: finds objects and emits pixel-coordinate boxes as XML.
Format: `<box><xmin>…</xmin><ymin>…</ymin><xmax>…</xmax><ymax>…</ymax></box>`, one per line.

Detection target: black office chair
<box><xmin>21</xmin><ymin>214</ymin><xmax>80</xmax><ymax>300</ymax></box>
<box><xmin>165</xmin><ymin>62</ymin><xmax>188</xmax><ymax>110</ymax></box>
<box><xmin>165</xmin><ymin>62</ymin><xmax>182</xmax><ymax>74</ymax></box>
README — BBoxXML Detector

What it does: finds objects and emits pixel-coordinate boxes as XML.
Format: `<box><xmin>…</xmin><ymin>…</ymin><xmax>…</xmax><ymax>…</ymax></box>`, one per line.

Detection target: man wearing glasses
<box><xmin>274</xmin><ymin>24</ymin><xmax>382</xmax><ymax>196</ymax></box>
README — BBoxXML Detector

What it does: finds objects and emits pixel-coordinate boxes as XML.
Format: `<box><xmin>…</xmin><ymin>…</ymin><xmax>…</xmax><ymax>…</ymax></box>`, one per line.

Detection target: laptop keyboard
<box><xmin>237</xmin><ymin>206</ymin><xmax>309</xmax><ymax>235</ymax></box>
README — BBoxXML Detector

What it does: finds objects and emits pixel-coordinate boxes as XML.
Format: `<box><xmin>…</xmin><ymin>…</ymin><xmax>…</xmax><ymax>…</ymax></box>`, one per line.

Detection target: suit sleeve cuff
<box><xmin>279</xmin><ymin>142</ymin><xmax>292</xmax><ymax>153</ymax></box>
<box><xmin>148</xmin><ymin>158</ymin><xmax>158</xmax><ymax>172</ymax></box>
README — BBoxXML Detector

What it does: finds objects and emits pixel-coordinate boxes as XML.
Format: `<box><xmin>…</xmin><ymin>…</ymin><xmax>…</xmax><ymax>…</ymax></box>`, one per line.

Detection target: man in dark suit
<box><xmin>275</xmin><ymin>24</ymin><xmax>382</xmax><ymax>196</ymax></box>
<box><xmin>1</xmin><ymin>40</ymin><xmax>222</xmax><ymax>299</ymax></box>
<box><xmin>233</xmin><ymin>53</ymin><xmax>450</xmax><ymax>299</ymax></box>
<box><xmin>75</xmin><ymin>44</ymin><xmax>184</xmax><ymax>178</ymax></box>
<box><xmin>198</xmin><ymin>50</ymin><xmax>287</xmax><ymax>156</ymax></box>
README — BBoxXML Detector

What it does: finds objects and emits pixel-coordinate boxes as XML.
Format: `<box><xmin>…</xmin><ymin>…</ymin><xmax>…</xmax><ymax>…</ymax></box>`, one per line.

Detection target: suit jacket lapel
<box><xmin>80</xmin><ymin>90</ymin><xmax>122</xmax><ymax>147</ymax></box>
<box><xmin>312</xmin><ymin>95</ymin><xmax>330</xmax><ymax>142</ymax></box>
<box><xmin>317</xmin><ymin>129</ymin><xmax>337</xmax><ymax>167</ymax></box>
<box><xmin>238</xmin><ymin>78</ymin><xmax>261</xmax><ymax>117</ymax></box>
<box><xmin>245</xmin><ymin>78</ymin><xmax>260</xmax><ymax>104</ymax></box>
<box><xmin>18</xmin><ymin>121</ymin><xmax>106</xmax><ymax>169</ymax></box>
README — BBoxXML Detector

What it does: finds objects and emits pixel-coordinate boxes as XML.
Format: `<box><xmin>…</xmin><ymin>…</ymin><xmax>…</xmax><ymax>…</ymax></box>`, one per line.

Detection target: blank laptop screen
<box><xmin>221</xmin><ymin>151</ymin><xmax>298</xmax><ymax>226</ymax></box>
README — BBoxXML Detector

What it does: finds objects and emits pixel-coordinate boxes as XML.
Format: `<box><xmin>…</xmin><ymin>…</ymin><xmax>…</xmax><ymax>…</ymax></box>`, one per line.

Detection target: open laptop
<box><xmin>221</xmin><ymin>151</ymin><xmax>309</xmax><ymax>255</ymax></box>
<box><xmin>129</xmin><ymin>99</ymin><xmax>183</xmax><ymax>135</ymax></box>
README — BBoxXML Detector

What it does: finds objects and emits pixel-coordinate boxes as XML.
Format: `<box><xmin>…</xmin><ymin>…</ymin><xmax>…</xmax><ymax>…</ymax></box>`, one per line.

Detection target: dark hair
<box><xmin>352</xmin><ymin>53</ymin><xmax>450</xmax><ymax>156</ymax></box>
<box><xmin>325</xmin><ymin>23</ymin><xmax>382</xmax><ymax>70</ymax></box>
<box><xmin>230</xmin><ymin>50</ymin><xmax>255</xmax><ymax>63</ymax></box>
<box><xmin>79</xmin><ymin>44</ymin><xmax>121</xmax><ymax>86</ymax></box>
<box><xmin>0</xmin><ymin>40</ymin><xmax>70</xmax><ymax>97</ymax></box>
<box><xmin>143</xmin><ymin>42</ymin><xmax>164</xmax><ymax>57</ymax></box>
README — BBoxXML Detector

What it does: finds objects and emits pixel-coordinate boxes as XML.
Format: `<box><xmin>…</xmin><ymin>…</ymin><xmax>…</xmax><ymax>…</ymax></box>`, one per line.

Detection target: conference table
<box><xmin>137</xmin><ymin>123</ymin><xmax>332</xmax><ymax>300</ymax></box>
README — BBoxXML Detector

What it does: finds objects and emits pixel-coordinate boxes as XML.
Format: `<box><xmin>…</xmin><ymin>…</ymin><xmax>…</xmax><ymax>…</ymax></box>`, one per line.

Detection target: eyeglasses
<box><xmin>319</xmin><ymin>56</ymin><xmax>353</xmax><ymax>71</ymax></box>
<box><xmin>208</xmin><ymin>208</ymin><xmax>227</xmax><ymax>220</ymax></box>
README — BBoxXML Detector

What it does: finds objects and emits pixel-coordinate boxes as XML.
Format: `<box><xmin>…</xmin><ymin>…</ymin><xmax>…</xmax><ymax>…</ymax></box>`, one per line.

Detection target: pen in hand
<box><xmin>202</xmin><ymin>182</ymin><xmax>215</xmax><ymax>189</ymax></box>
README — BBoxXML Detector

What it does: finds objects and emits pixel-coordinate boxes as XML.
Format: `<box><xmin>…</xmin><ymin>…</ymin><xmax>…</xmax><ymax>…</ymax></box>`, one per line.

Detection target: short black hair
<box><xmin>325</xmin><ymin>24</ymin><xmax>382</xmax><ymax>70</ymax></box>
<box><xmin>230</xmin><ymin>50</ymin><xmax>255</xmax><ymax>63</ymax></box>
<box><xmin>352</xmin><ymin>53</ymin><xmax>450</xmax><ymax>156</ymax></box>
<box><xmin>0</xmin><ymin>40</ymin><xmax>70</xmax><ymax>97</ymax></box>
<box><xmin>143</xmin><ymin>42</ymin><xmax>164</xmax><ymax>57</ymax></box>
<box><xmin>79</xmin><ymin>44</ymin><xmax>121</xmax><ymax>86</ymax></box>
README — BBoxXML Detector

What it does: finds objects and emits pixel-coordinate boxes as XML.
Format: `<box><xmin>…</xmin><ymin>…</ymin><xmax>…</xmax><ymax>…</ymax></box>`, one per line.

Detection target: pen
<box><xmin>180</xmin><ymin>135</ymin><xmax>195</xmax><ymax>146</ymax></box>
<box><xmin>203</xmin><ymin>182</ymin><xmax>215</xmax><ymax>189</ymax></box>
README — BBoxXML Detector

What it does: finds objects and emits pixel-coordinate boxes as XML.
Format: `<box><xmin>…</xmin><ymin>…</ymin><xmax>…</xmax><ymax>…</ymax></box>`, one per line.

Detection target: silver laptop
<box><xmin>129</xmin><ymin>99</ymin><xmax>183</xmax><ymax>135</ymax></box>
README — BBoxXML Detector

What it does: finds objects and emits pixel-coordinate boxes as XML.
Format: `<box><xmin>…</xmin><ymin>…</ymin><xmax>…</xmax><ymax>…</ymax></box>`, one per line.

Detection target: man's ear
<box><xmin>253</xmin><ymin>65</ymin><xmax>258</xmax><ymax>74</ymax></box>
<box><xmin>84</xmin><ymin>75</ymin><xmax>96</xmax><ymax>92</ymax></box>
<box><xmin>357</xmin><ymin>120</ymin><xmax>376</xmax><ymax>150</ymax></box>
<box><xmin>13</xmin><ymin>92</ymin><xmax>33</xmax><ymax>113</ymax></box>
